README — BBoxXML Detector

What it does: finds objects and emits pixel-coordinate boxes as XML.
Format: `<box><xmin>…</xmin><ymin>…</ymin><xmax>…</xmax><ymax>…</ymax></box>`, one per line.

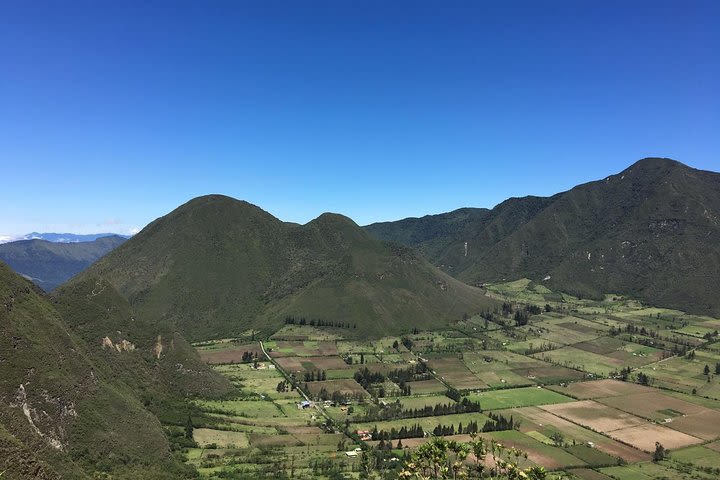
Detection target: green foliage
<box><xmin>68</xmin><ymin>195</ymin><xmax>495</xmax><ymax>341</ymax></box>
<box><xmin>398</xmin><ymin>437</ymin><xmax>547</xmax><ymax>479</ymax></box>
<box><xmin>0</xmin><ymin>263</ymin><xmax>196</xmax><ymax>479</ymax></box>
<box><xmin>653</xmin><ymin>441</ymin><xmax>669</xmax><ymax>462</ymax></box>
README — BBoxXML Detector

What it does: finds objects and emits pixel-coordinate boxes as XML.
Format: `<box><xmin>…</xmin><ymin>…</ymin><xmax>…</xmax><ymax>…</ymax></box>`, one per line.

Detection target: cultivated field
<box><xmin>183</xmin><ymin>279</ymin><xmax>720</xmax><ymax>479</ymax></box>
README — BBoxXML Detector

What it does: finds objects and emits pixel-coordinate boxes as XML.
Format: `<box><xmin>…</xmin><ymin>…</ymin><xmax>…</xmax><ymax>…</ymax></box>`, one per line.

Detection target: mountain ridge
<box><xmin>0</xmin><ymin>235</ymin><xmax>127</xmax><ymax>291</ymax></box>
<box><xmin>366</xmin><ymin>158</ymin><xmax>720</xmax><ymax>315</ymax></box>
<box><xmin>71</xmin><ymin>194</ymin><xmax>494</xmax><ymax>341</ymax></box>
<box><xmin>0</xmin><ymin>262</ymin><xmax>210</xmax><ymax>479</ymax></box>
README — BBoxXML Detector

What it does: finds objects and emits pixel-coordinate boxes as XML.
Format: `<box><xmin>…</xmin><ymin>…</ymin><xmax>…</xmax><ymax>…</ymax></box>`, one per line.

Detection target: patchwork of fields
<box><xmin>179</xmin><ymin>280</ymin><xmax>720</xmax><ymax>479</ymax></box>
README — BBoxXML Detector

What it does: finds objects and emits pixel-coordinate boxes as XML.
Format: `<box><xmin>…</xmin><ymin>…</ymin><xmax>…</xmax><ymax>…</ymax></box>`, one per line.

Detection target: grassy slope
<box><xmin>0</xmin><ymin>235</ymin><xmax>126</xmax><ymax>291</ymax></box>
<box><xmin>0</xmin><ymin>262</ymin><xmax>197</xmax><ymax>479</ymax></box>
<box><xmin>366</xmin><ymin>158</ymin><xmax>720</xmax><ymax>316</ymax></box>
<box><xmin>73</xmin><ymin>195</ymin><xmax>495</xmax><ymax>341</ymax></box>
<box><xmin>53</xmin><ymin>275</ymin><xmax>233</xmax><ymax>399</ymax></box>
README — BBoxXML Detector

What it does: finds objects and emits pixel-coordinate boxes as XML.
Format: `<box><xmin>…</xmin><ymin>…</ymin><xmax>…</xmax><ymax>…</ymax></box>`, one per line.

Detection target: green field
<box><xmin>182</xmin><ymin>278</ymin><xmax>720</xmax><ymax>479</ymax></box>
<box><xmin>467</xmin><ymin>386</ymin><xmax>574</xmax><ymax>410</ymax></box>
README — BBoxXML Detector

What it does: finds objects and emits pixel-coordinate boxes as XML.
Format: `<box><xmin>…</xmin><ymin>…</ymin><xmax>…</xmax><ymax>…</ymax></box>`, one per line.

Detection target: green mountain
<box><xmin>0</xmin><ymin>235</ymin><xmax>126</xmax><ymax>291</ymax></box>
<box><xmin>71</xmin><ymin>195</ymin><xmax>494</xmax><ymax>341</ymax></box>
<box><xmin>366</xmin><ymin>158</ymin><xmax>720</xmax><ymax>316</ymax></box>
<box><xmin>0</xmin><ymin>262</ymin><xmax>218</xmax><ymax>479</ymax></box>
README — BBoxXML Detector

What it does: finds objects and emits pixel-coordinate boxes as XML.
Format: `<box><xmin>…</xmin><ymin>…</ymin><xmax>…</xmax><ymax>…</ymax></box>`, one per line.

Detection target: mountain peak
<box><xmin>622</xmin><ymin>157</ymin><xmax>687</xmax><ymax>175</ymax></box>
<box><xmin>312</xmin><ymin>212</ymin><xmax>359</xmax><ymax>226</ymax></box>
<box><xmin>366</xmin><ymin>157</ymin><xmax>720</xmax><ymax>316</ymax></box>
<box><xmin>181</xmin><ymin>194</ymin><xmax>260</xmax><ymax>211</ymax></box>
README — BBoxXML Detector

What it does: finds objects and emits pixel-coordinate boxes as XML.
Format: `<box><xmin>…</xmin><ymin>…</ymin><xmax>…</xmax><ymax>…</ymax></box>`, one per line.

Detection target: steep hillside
<box><xmin>52</xmin><ymin>275</ymin><xmax>232</xmax><ymax>400</ymax></box>
<box><xmin>0</xmin><ymin>235</ymin><xmax>126</xmax><ymax>291</ymax></box>
<box><xmin>74</xmin><ymin>195</ymin><xmax>494</xmax><ymax>341</ymax></box>
<box><xmin>366</xmin><ymin>158</ymin><xmax>720</xmax><ymax>315</ymax></box>
<box><xmin>0</xmin><ymin>262</ymin><xmax>199</xmax><ymax>479</ymax></box>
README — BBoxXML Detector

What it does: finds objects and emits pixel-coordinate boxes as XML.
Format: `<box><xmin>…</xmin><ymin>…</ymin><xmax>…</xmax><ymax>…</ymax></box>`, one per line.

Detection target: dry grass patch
<box><xmin>193</xmin><ymin>428</ymin><xmax>250</xmax><ymax>448</ymax></box>
<box><xmin>427</xmin><ymin>356</ymin><xmax>487</xmax><ymax>390</ymax></box>
<box><xmin>199</xmin><ymin>343</ymin><xmax>263</xmax><ymax>364</ymax></box>
<box><xmin>670</xmin><ymin>410</ymin><xmax>720</xmax><ymax>441</ymax></box>
<box><xmin>268</xmin><ymin>340</ymin><xmax>338</xmax><ymax>357</ymax></box>
<box><xmin>569</xmin><ymin>468</ymin><xmax>615</xmax><ymax>480</ymax></box>
<box><xmin>597</xmin><ymin>391</ymin><xmax>706</xmax><ymax>419</ymax></box>
<box><xmin>274</xmin><ymin>355</ymin><xmax>349</xmax><ymax>373</ymax></box>
<box><xmin>405</xmin><ymin>379</ymin><xmax>447</xmax><ymax>394</ymax></box>
<box><xmin>510</xmin><ymin>365</ymin><xmax>585</xmax><ymax>385</ymax></box>
<box><xmin>248</xmin><ymin>433</ymin><xmax>301</xmax><ymax>447</ymax></box>
<box><xmin>504</xmin><ymin>406</ymin><xmax>649</xmax><ymax>463</ymax></box>
<box><xmin>548</xmin><ymin>379</ymin><xmax>653</xmax><ymax>400</ymax></box>
<box><xmin>596</xmin><ymin>391</ymin><xmax>720</xmax><ymax>440</ymax></box>
<box><xmin>304</xmin><ymin>379</ymin><xmax>367</xmax><ymax>397</ymax></box>
<box><xmin>705</xmin><ymin>440</ymin><xmax>720</xmax><ymax>453</ymax></box>
<box><xmin>609</xmin><ymin>423</ymin><xmax>702</xmax><ymax>452</ymax></box>
<box><xmin>541</xmin><ymin>400</ymin><xmax>645</xmax><ymax>433</ymax></box>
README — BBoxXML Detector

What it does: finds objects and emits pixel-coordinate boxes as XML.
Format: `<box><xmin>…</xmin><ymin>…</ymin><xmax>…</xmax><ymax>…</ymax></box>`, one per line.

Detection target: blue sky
<box><xmin>1</xmin><ymin>0</ymin><xmax>718</xmax><ymax>236</ymax></box>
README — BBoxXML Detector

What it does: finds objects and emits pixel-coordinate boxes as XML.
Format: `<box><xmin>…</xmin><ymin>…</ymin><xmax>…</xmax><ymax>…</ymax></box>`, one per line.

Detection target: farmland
<box><xmin>181</xmin><ymin>279</ymin><xmax>720</xmax><ymax>479</ymax></box>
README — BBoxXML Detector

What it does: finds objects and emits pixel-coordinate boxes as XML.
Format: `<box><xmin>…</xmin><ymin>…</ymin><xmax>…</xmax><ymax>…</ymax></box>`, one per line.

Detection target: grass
<box><xmin>467</xmin><ymin>386</ymin><xmax>574</xmax><ymax>410</ymax></box>
<box><xmin>180</xmin><ymin>277</ymin><xmax>720</xmax><ymax>478</ymax></box>
<box><xmin>394</xmin><ymin>394</ymin><xmax>456</xmax><ymax>409</ymax></box>
<box><xmin>352</xmin><ymin>412</ymin><xmax>493</xmax><ymax>436</ymax></box>
<box><xmin>565</xmin><ymin>445</ymin><xmax>617</xmax><ymax>466</ymax></box>
<box><xmin>670</xmin><ymin>445</ymin><xmax>720</xmax><ymax>469</ymax></box>
<box><xmin>635</xmin><ymin>349</ymin><xmax>720</xmax><ymax>398</ymax></box>
<box><xmin>486</xmin><ymin>430</ymin><xmax>587</xmax><ymax>469</ymax></box>
<box><xmin>600</xmin><ymin>461</ymin><xmax>719</xmax><ymax>480</ymax></box>
<box><xmin>194</xmin><ymin>399</ymin><xmax>284</xmax><ymax>419</ymax></box>
<box><xmin>532</xmin><ymin>346</ymin><xmax>622</xmax><ymax>376</ymax></box>
<box><xmin>193</xmin><ymin>428</ymin><xmax>250</xmax><ymax>448</ymax></box>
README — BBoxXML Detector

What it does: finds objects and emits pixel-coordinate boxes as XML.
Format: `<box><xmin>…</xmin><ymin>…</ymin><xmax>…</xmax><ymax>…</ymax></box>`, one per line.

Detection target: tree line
<box><xmin>369</xmin><ymin>411</ymin><xmax>517</xmax><ymax>441</ymax></box>
<box><xmin>284</xmin><ymin>315</ymin><xmax>356</xmax><ymax>329</ymax></box>
<box><xmin>356</xmin><ymin>397</ymin><xmax>481</xmax><ymax>423</ymax></box>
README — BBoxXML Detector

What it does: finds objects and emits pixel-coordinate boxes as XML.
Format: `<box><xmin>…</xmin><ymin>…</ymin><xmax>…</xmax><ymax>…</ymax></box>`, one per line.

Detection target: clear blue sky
<box><xmin>1</xmin><ymin>0</ymin><xmax>718</xmax><ymax>236</ymax></box>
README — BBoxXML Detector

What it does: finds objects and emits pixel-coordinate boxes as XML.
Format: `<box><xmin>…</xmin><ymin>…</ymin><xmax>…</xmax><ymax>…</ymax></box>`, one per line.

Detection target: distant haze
<box><xmin>0</xmin><ymin>232</ymin><xmax>130</xmax><ymax>244</ymax></box>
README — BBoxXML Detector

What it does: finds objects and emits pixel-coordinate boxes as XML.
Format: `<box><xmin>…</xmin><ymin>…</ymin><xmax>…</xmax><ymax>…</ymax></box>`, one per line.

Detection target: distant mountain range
<box><xmin>0</xmin><ymin>235</ymin><xmax>127</xmax><ymax>291</ymax></box>
<box><xmin>0</xmin><ymin>232</ymin><xmax>128</xmax><ymax>244</ymax></box>
<box><xmin>366</xmin><ymin>158</ymin><xmax>720</xmax><ymax>316</ymax></box>
<box><xmin>4</xmin><ymin>158</ymin><xmax>718</xmax><ymax>319</ymax></box>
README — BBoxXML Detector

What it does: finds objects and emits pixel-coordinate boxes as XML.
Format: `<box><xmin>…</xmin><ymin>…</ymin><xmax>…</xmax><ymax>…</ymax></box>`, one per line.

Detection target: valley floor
<box><xmin>177</xmin><ymin>279</ymin><xmax>720</xmax><ymax>479</ymax></box>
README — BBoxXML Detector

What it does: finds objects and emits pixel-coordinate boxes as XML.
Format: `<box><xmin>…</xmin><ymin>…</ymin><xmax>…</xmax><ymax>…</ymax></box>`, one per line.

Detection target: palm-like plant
<box><xmin>399</xmin><ymin>436</ymin><xmax>547</xmax><ymax>479</ymax></box>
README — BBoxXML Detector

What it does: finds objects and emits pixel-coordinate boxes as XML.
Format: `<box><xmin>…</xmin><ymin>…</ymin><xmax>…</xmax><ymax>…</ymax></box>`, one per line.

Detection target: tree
<box><xmin>514</xmin><ymin>310</ymin><xmax>529</xmax><ymax>326</ymax></box>
<box><xmin>392</xmin><ymin>340</ymin><xmax>399</xmax><ymax>350</ymax></box>
<box><xmin>399</xmin><ymin>437</ymin><xmax>547</xmax><ymax>479</ymax></box>
<box><xmin>704</xmin><ymin>364</ymin><xmax>711</xmax><ymax>376</ymax></box>
<box><xmin>184</xmin><ymin>414</ymin><xmax>194</xmax><ymax>440</ymax></box>
<box><xmin>715</xmin><ymin>362</ymin><xmax>720</xmax><ymax>375</ymax></box>
<box><xmin>652</xmin><ymin>441</ymin><xmax>669</xmax><ymax>462</ymax></box>
<box><xmin>550</xmin><ymin>431</ymin><xmax>564</xmax><ymax>447</ymax></box>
